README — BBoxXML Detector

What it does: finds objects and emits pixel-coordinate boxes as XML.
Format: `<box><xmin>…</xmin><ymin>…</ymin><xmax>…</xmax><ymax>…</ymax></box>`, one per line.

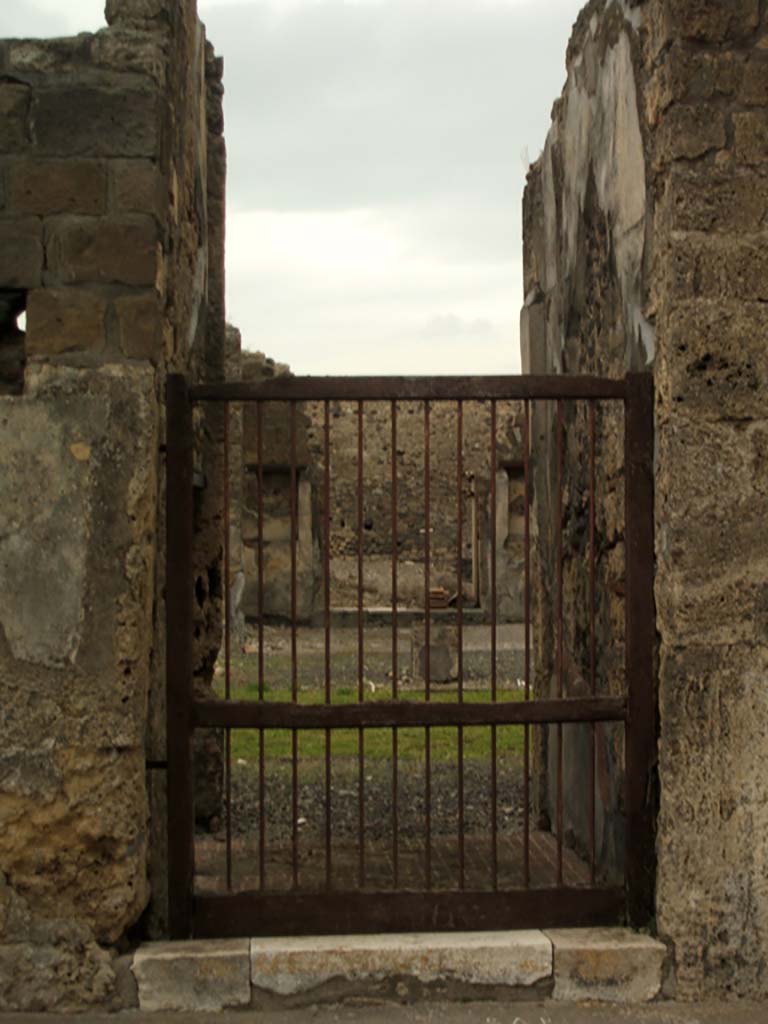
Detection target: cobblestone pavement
<box><xmin>3</xmin><ymin>1004</ymin><xmax>767</xmax><ymax>1024</ymax></box>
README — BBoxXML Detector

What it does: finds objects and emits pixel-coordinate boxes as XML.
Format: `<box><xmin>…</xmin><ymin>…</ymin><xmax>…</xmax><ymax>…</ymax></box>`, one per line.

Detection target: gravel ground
<box><xmin>229</xmin><ymin>756</ymin><xmax>526</xmax><ymax>844</ymax></box>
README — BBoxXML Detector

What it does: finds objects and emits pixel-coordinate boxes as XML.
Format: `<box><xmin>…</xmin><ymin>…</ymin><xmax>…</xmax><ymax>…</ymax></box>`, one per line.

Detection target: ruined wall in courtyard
<box><xmin>304</xmin><ymin>398</ymin><xmax>526</xmax><ymax>618</ymax></box>
<box><xmin>236</xmin><ymin>351</ymin><xmax>527</xmax><ymax>622</ymax></box>
<box><xmin>525</xmin><ymin>0</ymin><xmax>768</xmax><ymax>999</ymax></box>
<box><xmin>0</xmin><ymin>0</ymin><xmax>226</xmax><ymax>1007</ymax></box>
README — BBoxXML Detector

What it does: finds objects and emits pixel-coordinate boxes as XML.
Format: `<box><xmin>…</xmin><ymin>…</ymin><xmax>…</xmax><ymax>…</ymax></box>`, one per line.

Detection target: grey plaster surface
<box><xmin>2</xmin><ymin>1003</ymin><xmax>767</xmax><ymax>1023</ymax></box>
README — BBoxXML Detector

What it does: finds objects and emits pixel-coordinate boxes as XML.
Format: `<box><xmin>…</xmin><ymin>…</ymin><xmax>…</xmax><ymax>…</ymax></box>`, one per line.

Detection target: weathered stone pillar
<box><xmin>0</xmin><ymin>0</ymin><xmax>227</xmax><ymax>1006</ymax></box>
<box><xmin>524</xmin><ymin>0</ymin><xmax>768</xmax><ymax>999</ymax></box>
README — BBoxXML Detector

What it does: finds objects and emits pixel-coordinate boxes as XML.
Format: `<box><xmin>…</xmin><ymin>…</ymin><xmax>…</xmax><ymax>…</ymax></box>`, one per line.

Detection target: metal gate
<box><xmin>166</xmin><ymin>373</ymin><xmax>655</xmax><ymax>939</ymax></box>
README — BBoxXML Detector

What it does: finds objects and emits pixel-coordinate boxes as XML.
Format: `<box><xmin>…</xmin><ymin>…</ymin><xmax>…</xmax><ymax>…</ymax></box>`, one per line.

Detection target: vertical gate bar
<box><xmin>391</xmin><ymin>400</ymin><xmax>399</xmax><ymax>888</ymax></box>
<box><xmin>457</xmin><ymin>400</ymin><xmax>465</xmax><ymax>890</ymax></box>
<box><xmin>589</xmin><ymin>399</ymin><xmax>597</xmax><ymax>886</ymax></box>
<box><xmin>257</xmin><ymin>401</ymin><xmax>266</xmax><ymax>891</ymax></box>
<box><xmin>490</xmin><ymin>399</ymin><xmax>498</xmax><ymax>890</ymax></box>
<box><xmin>166</xmin><ymin>375</ymin><xmax>195</xmax><ymax>940</ymax></box>
<box><xmin>357</xmin><ymin>399</ymin><xmax>366</xmax><ymax>889</ymax></box>
<box><xmin>424</xmin><ymin>399</ymin><xmax>432</xmax><ymax>890</ymax></box>
<box><xmin>324</xmin><ymin>400</ymin><xmax>332</xmax><ymax>890</ymax></box>
<box><xmin>523</xmin><ymin>398</ymin><xmax>531</xmax><ymax>889</ymax></box>
<box><xmin>223</xmin><ymin>403</ymin><xmax>232</xmax><ymax>892</ymax></box>
<box><xmin>625</xmin><ymin>373</ymin><xmax>656</xmax><ymax>927</ymax></box>
<box><xmin>257</xmin><ymin>401</ymin><xmax>265</xmax><ymax>700</ymax></box>
<box><xmin>290</xmin><ymin>401</ymin><xmax>299</xmax><ymax>889</ymax></box>
<box><xmin>556</xmin><ymin>398</ymin><xmax>564</xmax><ymax>888</ymax></box>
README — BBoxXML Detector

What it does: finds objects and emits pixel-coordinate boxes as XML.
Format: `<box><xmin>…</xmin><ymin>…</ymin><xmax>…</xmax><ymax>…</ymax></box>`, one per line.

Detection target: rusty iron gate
<box><xmin>166</xmin><ymin>373</ymin><xmax>655</xmax><ymax>939</ymax></box>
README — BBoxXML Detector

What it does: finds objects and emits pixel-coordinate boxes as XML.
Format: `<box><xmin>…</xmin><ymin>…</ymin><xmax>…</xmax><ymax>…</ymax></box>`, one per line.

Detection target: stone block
<box><xmin>0</xmin><ymin>216</ymin><xmax>42</xmax><ymax>287</ymax></box>
<box><xmin>114</xmin><ymin>291</ymin><xmax>163</xmax><ymax>360</ymax></box>
<box><xmin>0</xmin><ymin>84</ymin><xmax>30</xmax><ymax>153</ymax></box>
<box><xmin>26</xmin><ymin>287</ymin><xmax>107</xmax><ymax>356</ymax></box>
<box><xmin>7</xmin><ymin>160</ymin><xmax>106</xmax><ymax>216</ymax></box>
<box><xmin>733</xmin><ymin>111</ymin><xmax>768</xmax><ymax>166</ymax></box>
<box><xmin>250</xmin><ymin>931</ymin><xmax>553</xmax><ymax>998</ymax></box>
<box><xmin>113</xmin><ymin>159</ymin><xmax>166</xmax><ymax>218</ymax></box>
<box><xmin>106</xmin><ymin>0</ymin><xmax>168</xmax><ymax>24</ymax></box>
<box><xmin>655</xmin><ymin>0</ymin><xmax>759</xmax><ymax>45</ymax></box>
<box><xmin>0</xmin><ymin>937</ymin><xmax>115</xmax><ymax>1011</ymax></box>
<box><xmin>656</xmin><ymin>642</ymin><xmax>768</xmax><ymax>998</ymax></box>
<box><xmin>32</xmin><ymin>86</ymin><xmax>159</xmax><ymax>158</ymax></box>
<box><xmin>656</xmin><ymin>413</ymin><xmax>768</xmax><ymax>524</ymax></box>
<box><xmin>0</xmin><ymin>746</ymin><xmax>149</xmax><ymax>945</ymax></box>
<box><xmin>657</xmin><ymin>299</ymin><xmax>768</xmax><ymax>420</ymax></box>
<box><xmin>655</xmin><ymin>103</ymin><xmax>726</xmax><ymax>162</ymax></box>
<box><xmin>671</xmin><ymin>48</ymin><xmax>743</xmax><ymax>104</ymax></box>
<box><xmin>91</xmin><ymin>29</ymin><xmax>167</xmax><ymax>84</ymax></box>
<box><xmin>667</xmin><ymin>235</ymin><xmax>768</xmax><ymax>303</ymax></box>
<box><xmin>740</xmin><ymin>57</ymin><xmax>768</xmax><ymax>106</ymax></box>
<box><xmin>132</xmin><ymin>940</ymin><xmax>251</xmax><ymax>1012</ymax></box>
<box><xmin>547</xmin><ymin>928</ymin><xmax>665</xmax><ymax>1002</ymax></box>
<box><xmin>7</xmin><ymin>36</ymin><xmax>91</xmax><ymax>75</ymax></box>
<box><xmin>657</xmin><ymin>568</ymin><xmax>768</xmax><ymax>647</ymax></box>
<box><xmin>663</xmin><ymin>166</ymin><xmax>768</xmax><ymax>234</ymax></box>
<box><xmin>46</xmin><ymin>216</ymin><xmax>160</xmax><ymax>287</ymax></box>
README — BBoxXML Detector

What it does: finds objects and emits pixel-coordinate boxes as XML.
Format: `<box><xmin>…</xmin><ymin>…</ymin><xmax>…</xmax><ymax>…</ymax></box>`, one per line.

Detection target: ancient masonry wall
<box><xmin>524</xmin><ymin>0</ymin><xmax>768</xmax><ymax>999</ymax></box>
<box><xmin>237</xmin><ymin>351</ymin><xmax>527</xmax><ymax>623</ymax></box>
<box><xmin>0</xmin><ymin>0</ymin><xmax>226</xmax><ymax>1008</ymax></box>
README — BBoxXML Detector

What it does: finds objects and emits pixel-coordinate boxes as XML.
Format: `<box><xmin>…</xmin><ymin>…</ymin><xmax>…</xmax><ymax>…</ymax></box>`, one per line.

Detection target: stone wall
<box><xmin>0</xmin><ymin>0</ymin><xmax>226</xmax><ymax>1008</ymax></box>
<box><xmin>524</xmin><ymin>0</ymin><xmax>768</xmax><ymax>999</ymax></box>
<box><xmin>304</xmin><ymin>398</ymin><xmax>526</xmax><ymax>618</ymax></box>
<box><xmin>236</xmin><ymin>352</ymin><xmax>527</xmax><ymax>622</ymax></box>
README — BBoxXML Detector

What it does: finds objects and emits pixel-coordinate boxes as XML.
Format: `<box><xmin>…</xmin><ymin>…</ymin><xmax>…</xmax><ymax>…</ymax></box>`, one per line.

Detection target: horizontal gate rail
<box><xmin>189</xmin><ymin>374</ymin><xmax>628</xmax><ymax>403</ymax></box>
<box><xmin>194</xmin><ymin>696</ymin><xmax>627</xmax><ymax>730</ymax></box>
<box><xmin>193</xmin><ymin>888</ymin><xmax>626</xmax><ymax>939</ymax></box>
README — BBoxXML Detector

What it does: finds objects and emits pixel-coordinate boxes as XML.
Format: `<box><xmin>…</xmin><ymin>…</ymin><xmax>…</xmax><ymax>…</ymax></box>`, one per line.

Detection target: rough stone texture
<box><xmin>114</xmin><ymin>291</ymin><xmax>163</xmax><ymax>361</ymax></box>
<box><xmin>250</xmin><ymin>931</ymin><xmax>553</xmax><ymax>997</ymax></box>
<box><xmin>6</xmin><ymin>161</ymin><xmax>107</xmax><ymax>215</ymax></box>
<box><xmin>26</xmin><ymin>287</ymin><xmax>107</xmax><ymax>356</ymax></box>
<box><xmin>132</xmin><ymin>940</ymin><xmax>251</xmax><ymax>1012</ymax></box>
<box><xmin>0</xmin><ymin>217</ymin><xmax>43</xmax><ymax>288</ymax></box>
<box><xmin>0</xmin><ymin>872</ymin><xmax>116</xmax><ymax>1012</ymax></box>
<box><xmin>0</xmin><ymin>0</ymin><xmax>228</xmax><ymax>1006</ymax></box>
<box><xmin>524</xmin><ymin>0</ymin><xmax>768</xmax><ymax>1000</ymax></box>
<box><xmin>32</xmin><ymin>86</ymin><xmax>160</xmax><ymax>158</ymax></box>
<box><xmin>0</xmin><ymin>364</ymin><xmax>158</xmax><ymax>1005</ymax></box>
<box><xmin>45</xmin><ymin>215</ymin><xmax>160</xmax><ymax>287</ymax></box>
<box><xmin>548</xmin><ymin>928</ymin><xmax>666</xmax><ymax>1003</ymax></box>
<box><xmin>0</xmin><ymin>84</ymin><xmax>31</xmax><ymax>153</ymax></box>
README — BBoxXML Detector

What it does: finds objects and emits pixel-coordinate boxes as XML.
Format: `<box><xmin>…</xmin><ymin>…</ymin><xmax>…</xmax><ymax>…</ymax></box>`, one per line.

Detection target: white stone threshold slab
<box><xmin>131</xmin><ymin>928</ymin><xmax>667</xmax><ymax>1012</ymax></box>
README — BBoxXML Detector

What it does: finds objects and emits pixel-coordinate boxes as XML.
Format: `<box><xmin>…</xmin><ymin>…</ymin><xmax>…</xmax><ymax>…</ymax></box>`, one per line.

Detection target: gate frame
<box><xmin>165</xmin><ymin>372</ymin><xmax>656</xmax><ymax>939</ymax></box>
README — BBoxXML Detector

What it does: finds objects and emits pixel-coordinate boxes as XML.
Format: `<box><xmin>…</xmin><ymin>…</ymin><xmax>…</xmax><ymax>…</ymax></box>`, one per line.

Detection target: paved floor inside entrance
<box><xmin>196</xmin><ymin>830</ymin><xmax>591</xmax><ymax>892</ymax></box>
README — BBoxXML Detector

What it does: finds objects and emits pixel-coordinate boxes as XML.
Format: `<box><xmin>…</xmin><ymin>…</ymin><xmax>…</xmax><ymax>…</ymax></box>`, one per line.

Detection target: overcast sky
<box><xmin>5</xmin><ymin>0</ymin><xmax>584</xmax><ymax>374</ymax></box>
